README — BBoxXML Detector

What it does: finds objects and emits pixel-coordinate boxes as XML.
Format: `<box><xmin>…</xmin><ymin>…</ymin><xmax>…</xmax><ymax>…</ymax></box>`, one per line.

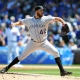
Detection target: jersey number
<box><xmin>40</xmin><ymin>29</ymin><xmax>46</xmax><ymax>34</ymax></box>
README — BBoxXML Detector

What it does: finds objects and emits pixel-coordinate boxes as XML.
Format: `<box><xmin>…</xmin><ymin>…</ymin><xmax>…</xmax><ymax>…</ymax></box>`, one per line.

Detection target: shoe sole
<box><xmin>61</xmin><ymin>73</ymin><xmax>72</xmax><ymax>76</ymax></box>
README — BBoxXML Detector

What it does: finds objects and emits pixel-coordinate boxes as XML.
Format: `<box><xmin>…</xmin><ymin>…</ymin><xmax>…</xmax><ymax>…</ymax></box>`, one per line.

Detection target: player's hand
<box><xmin>61</xmin><ymin>24</ymin><xmax>69</xmax><ymax>36</ymax></box>
<box><xmin>11</xmin><ymin>22</ymin><xmax>15</xmax><ymax>27</ymax></box>
<box><xmin>18</xmin><ymin>41</ymin><xmax>23</xmax><ymax>46</ymax></box>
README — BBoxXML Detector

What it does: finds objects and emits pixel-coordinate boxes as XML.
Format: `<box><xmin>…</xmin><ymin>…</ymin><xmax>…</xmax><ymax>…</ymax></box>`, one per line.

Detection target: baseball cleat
<box><xmin>0</xmin><ymin>66</ymin><xmax>8</xmax><ymax>73</ymax></box>
<box><xmin>60</xmin><ymin>70</ymin><xmax>72</xmax><ymax>76</ymax></box>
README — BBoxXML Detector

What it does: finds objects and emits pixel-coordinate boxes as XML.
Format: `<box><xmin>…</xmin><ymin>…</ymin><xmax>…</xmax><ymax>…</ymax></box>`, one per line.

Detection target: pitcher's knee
<box><xmin>18</xmin><ymin>55</ymin><xmax>25</xmax><ymax>61</ymax></box>
<box><xmin>53</xmin><ymin>51</ymin><xmax>60</xmax><ymax>58</ymax></box>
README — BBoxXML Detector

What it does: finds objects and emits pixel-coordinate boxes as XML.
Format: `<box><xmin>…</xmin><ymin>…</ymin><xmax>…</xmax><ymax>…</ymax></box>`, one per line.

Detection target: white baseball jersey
<box><xmin>21</xmin><ymin>16</ymin><xmax>55</xmax><ymax>42</ymax></box>
<box><xmin>18</xmin><ymin>16</ymin><xmax>60</xmax><ymax>61</ymax></box>
<box><xmin>5</xmin><ymin>27</ymin><xmax>20</xmax><ymax>43</ymax></box>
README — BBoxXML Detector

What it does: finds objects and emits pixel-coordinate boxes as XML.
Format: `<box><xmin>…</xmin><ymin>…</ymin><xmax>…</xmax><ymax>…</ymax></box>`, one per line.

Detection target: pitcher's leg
<box><xmin>41</xmin><ymin>40</ymin><xmax>60</xmax><ymax>58</ymax></box>
<box><xmin>41</xmin><ymin>40</ymin><xmax>72</xmax><ymax>76</ymax></box>
<box><xmin>2</xmin><ymin>40</ymin><xmax>39</xmax><ymax>72</ymax></box>
<box><xmin>41</xmin><ymin>41</ymin><xmax>64</xmax><ymax>71</ymax></box>
<box><xmin>18</xmin><ymin>41</ymin><xmax>39</xmax><ymax>61</ymax></box>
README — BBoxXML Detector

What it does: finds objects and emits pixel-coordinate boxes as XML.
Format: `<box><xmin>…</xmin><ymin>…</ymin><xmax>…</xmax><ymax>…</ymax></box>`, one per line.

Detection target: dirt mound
<box><xmin>0</xmin><ymin>73</ymin><xmax>80</xmax><ymax>80</ymax></box>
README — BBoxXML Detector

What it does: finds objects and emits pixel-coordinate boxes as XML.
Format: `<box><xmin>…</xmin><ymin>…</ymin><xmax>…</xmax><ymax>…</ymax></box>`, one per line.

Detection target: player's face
<box><xmin>36</xmin><ymin>9</ymin><xmax>44</xmax><ymax>18</ymax></box>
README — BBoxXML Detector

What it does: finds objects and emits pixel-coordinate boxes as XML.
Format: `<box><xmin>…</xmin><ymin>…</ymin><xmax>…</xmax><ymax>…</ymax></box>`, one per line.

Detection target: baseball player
<box><xmin>0</xmin><ymin>6</ymin><xmax>72</xmax><ymax>76</ymax></box>
<box><xmin>5</xmin><ymin>22</ymin><xmax>22</xmax><ymax>67</ymax></box>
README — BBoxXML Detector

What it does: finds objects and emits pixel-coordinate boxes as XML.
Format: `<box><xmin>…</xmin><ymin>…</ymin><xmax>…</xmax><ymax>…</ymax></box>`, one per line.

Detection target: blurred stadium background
<box><xmin>0</xmin><ymin>0</ymin><xmax>80</xmax><ymax>66</ymax></box>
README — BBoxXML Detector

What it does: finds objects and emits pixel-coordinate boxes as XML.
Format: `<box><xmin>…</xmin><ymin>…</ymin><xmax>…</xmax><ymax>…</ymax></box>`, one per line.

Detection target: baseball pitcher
<box><xmin>0</xmin><ymin>6</ymin><xmax>71</xmax><ymax>76</ymax></box>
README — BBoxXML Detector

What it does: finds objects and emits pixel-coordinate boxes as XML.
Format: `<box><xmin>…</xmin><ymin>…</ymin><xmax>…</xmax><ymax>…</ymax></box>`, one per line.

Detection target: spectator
<box><xmin>19</xmin><ymin>27</ymin><xmax>30</xmax><ymax>46</ymax></box>
<box><xmin>66</xmin><ymin>22</ymin><xmax>76</xmax><ymax>39</ymax></box>
<box><xmin>76</xmin><ymin>30</ymin><xmax>80</xmax><ymax>47</ymax></box>
<box><xmin>0</xmin><ymin>0</ymin><xmax>80</xmax><ymax>48</ymax></box>
<box><xmin>58</xmin><ymin>37</ymin><xmax>68</xmax><ymax>48</ymax></box>
<box><xmin>0</xmin><ymin>23</ymin><xmax>6</xmax><ymax>46</ymax></box>
<box><xmin>48</xmin><ymin>35</ymin><xmax>54</xmax><ymax>45</ymax></box>
<box><xmin>68</xmin><ymin>39</ymin><xmax>77</xmax><ymax>50</ymax></box>
<box><xmin>0</xmin><ymin>35</ymin><xmax>5</xmax><ymax>46</ymax></box>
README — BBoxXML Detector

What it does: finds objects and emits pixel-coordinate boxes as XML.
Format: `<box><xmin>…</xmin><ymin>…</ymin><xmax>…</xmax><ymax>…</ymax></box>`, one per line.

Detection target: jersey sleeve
<box><xmin>21</xmin><ymin>19</ymin><xmax>28</xmax><ymax>26</ymax></box>
<box><xmin>46</xmin><ymin>15</ymin><xmax>55</xmax><ymax>23</ymax></box>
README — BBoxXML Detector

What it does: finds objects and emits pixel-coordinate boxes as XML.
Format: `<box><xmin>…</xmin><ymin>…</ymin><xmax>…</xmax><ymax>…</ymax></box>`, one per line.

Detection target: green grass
<box><xmin>1</xmin><ymin>64</ymin><xmax>79</xmax><ymax>77</ymax></box>
<box><xmin>9</xmin><ymin>68</ymin><xmax>80</xmax><ymax>77</ymax></box>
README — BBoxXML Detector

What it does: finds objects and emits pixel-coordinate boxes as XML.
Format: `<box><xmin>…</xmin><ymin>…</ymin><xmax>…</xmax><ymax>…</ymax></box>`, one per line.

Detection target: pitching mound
<box><xmin>0</xmin><ymin>73</ymin><xmax>80</xmax><ymax>80</ymax></box>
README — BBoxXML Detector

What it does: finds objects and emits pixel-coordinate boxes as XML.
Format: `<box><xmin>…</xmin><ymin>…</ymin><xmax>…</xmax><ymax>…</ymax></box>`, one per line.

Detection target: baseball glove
<box><xmin>61</xmin><ymin>24</ymin><xmax>69</xmax><ymax>36</ymax></box>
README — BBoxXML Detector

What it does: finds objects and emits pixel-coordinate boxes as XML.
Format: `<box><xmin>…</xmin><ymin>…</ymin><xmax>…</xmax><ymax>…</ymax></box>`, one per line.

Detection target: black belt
<box><xmin>31</xmin><ymin>39</ymin><xmax>46</xmax><ymax>43</ymax></box>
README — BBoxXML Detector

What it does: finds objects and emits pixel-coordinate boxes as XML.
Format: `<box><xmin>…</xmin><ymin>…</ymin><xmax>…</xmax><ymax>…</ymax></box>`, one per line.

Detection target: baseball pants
<box><xmin>7</xmin><ymin>42</ymin><xmax>19</xmax><ymax>64</ymax></box>
<box><xmin>18</xmin><ymin>39</ymin><xmax>60</xmax><ymax>61</ymax></box>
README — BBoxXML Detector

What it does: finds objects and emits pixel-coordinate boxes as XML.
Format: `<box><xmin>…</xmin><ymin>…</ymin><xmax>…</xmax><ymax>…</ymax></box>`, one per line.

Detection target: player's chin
<box><xmin>40</xmin><ymin>14</ymin><xmax>43</xmax><ymax>17</ymax></box>
<box><xmin>39</xmin><ymin>15</ymin><xmax>43</xmax><ymax>18</ymax></box>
